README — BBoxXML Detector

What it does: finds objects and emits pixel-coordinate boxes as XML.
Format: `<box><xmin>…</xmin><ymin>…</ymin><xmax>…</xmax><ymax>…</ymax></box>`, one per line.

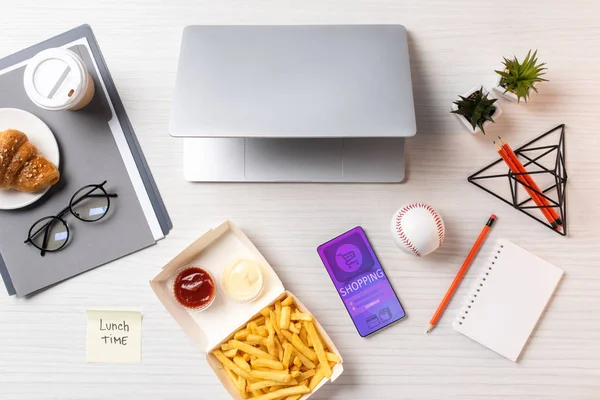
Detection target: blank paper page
<box><xmin>453</xmin><ymin>239</ymin><xmax>564</xmax><ymax>362</ymax></box>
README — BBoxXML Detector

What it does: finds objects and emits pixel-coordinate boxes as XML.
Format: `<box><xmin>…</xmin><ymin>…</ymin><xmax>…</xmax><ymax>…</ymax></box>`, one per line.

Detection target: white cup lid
<box><xmin>23</xmin><ymin>48</ymin><xmax>88</xmax><ymax>110</ymax></box>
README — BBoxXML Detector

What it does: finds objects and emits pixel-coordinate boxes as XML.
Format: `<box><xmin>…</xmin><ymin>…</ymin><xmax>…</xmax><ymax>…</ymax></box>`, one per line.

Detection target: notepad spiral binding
<box><xmin>455</xmin><ymin>242</ymin><xmax>505</xmax><ymax>326</ymax></box>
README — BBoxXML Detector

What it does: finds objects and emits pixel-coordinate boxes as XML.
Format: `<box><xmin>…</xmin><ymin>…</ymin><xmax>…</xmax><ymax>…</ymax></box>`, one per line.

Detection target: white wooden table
<box><xmin>1</xmin><ymin>1</ymin><xmax>599</xmax><ymax>399</ymax></box>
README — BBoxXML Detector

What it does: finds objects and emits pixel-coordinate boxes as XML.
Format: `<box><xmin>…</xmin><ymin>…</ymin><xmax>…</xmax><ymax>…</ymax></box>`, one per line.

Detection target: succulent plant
<box><xmin>495</xmin><ymin>50</ymin><xmax>547</xmax><ymax>102</ymax></box>
<box><xmin>451</xmin><ymin>87</ymin><xmax>498</xmax><ymax>134</ymax></box>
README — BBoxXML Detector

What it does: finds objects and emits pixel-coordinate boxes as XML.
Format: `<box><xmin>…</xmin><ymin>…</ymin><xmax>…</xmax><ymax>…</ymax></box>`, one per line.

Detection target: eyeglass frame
<box><xmin>24</xmin><ymin>181</ymin><xmax>118</xmax><ymax>256</ymax></box>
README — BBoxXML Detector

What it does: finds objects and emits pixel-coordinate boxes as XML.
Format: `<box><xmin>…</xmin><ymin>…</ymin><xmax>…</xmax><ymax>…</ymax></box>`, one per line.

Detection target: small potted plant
<box><xmin>451</xmin><ymin>86</ymin><xmax>501</xmax><ymax>135</ymax></box>
<box><xmin>493</xmin><ymin>49</ymin><xmax>547</xmax><ymax>102</ymax></box>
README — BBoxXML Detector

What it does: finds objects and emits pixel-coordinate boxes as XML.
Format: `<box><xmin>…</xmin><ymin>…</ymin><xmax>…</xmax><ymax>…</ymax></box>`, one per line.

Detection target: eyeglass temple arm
<box><xmin>39</xmin><ymin>219</ymin><xmax>53</xmax><ymax>257</ymax></box>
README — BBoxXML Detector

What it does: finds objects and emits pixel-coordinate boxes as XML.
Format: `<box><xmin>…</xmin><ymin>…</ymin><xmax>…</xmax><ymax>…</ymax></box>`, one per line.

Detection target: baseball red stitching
<box><xmin>395</xmin><ymin>203</ymin><xmax>445</xmax><ymax>256</ymax></box>
<box><xmin>422</xmin><ymin>204</ymin><xmax>445</xmax><ymax>246</ymax></box>
<box><xmin>395</xmin><ymin>204</ymin><xmax>422</xmax><ymax>256</ymax></box>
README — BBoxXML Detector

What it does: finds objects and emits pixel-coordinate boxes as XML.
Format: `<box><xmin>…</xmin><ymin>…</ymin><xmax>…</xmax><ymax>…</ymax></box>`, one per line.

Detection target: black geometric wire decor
<box><xmin>468</xmin><ymin>124</ymin><xmax>567</xmax><ymax>236</ymax></box>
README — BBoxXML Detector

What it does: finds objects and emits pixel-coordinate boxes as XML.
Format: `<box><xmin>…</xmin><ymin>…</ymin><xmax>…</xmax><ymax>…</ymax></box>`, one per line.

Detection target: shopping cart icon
<box><xmin>337</xmin><ymin>250</ymin><xmax>360</xmax><ymax>268</ymax></box>
<box><xmin>329</xmin><ymin>240</ymin><xmax>370</xmax><ymax>278</ymax></box>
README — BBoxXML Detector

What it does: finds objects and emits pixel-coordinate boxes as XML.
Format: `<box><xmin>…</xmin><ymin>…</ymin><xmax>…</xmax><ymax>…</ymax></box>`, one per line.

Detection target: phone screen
<box><xmin>317</xmin><ymin>226</ymin><xmax>406</xmax><ymax>337</ymax></box>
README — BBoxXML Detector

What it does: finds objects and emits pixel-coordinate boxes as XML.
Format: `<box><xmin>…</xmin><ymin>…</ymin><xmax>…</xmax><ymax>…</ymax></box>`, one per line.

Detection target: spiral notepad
<box><xmin>453</xmin><ymin>239</ymin><xmax>564</xmax><ymax>362</ymax></box>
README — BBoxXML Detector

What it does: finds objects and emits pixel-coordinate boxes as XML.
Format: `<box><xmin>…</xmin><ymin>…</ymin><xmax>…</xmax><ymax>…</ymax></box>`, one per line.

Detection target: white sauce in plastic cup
<box><xmin>23</xmin><ymin>48</ymin><xmax>95</xmax><ymax>111</ymax></box>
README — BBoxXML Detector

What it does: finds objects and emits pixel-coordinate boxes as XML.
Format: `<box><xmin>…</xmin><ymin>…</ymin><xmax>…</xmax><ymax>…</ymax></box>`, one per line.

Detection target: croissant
<box><xmin>0</xmin><ymin>129</ymin><xmax>60</xmax><ymax>193</ymax></box>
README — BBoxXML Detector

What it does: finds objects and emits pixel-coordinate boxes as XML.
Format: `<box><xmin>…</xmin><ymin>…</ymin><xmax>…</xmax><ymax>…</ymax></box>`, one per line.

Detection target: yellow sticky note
<box><xmin>86</xmin><ymin>310</ymin><xmax>142</xmax><ymax>363</ymax></box>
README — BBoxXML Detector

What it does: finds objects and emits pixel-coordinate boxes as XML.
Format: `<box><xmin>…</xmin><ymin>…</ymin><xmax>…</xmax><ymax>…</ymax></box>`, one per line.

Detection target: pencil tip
<box><xmin>425</xmin><ymin>330</ymin><xmax>430</xmax><ymax>335</ymax></box>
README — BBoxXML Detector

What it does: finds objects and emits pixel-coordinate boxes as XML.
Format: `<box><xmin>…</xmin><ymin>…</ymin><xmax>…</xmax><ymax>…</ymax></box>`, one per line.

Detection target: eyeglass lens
<box><xmin>28</xmin><ymin>217</ymin><xmax>69</xmax><ymax>252</ymax></box>
<box><xmin>70</xmin><ymin>185</ymin><xmax>110</xmax><ymax>222</ymax></box>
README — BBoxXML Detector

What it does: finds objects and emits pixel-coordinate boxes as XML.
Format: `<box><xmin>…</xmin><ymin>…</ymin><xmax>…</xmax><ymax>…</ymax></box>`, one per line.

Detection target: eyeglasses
<box><xmin>25</xmin><ymin>181</ymin><xmax>118</xmax><ymax>256</ymax></box>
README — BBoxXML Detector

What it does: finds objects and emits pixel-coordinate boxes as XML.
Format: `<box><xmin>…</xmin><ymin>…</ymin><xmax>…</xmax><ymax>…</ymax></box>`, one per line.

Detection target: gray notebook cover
<box><xmin>0</xmin><ymin>25</ymin><xmax>172</xmax><ymax>296</ymax></box>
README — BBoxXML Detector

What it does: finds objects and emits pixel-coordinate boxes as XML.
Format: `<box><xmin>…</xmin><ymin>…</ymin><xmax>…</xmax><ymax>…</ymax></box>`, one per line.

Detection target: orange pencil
<box><xmin>426</xmin><ymin>214</ymin><xmax>497</xmax><ymax>334</ymax></box>
<box><xmin>498</xmin><ymin>138</ymin><xmax>562</xmax><ymax>227</ymax></box>
<box><xmin>495</xmin><ymin>143</ymin><xmax>558</xmax><ymax>228</ymax></box>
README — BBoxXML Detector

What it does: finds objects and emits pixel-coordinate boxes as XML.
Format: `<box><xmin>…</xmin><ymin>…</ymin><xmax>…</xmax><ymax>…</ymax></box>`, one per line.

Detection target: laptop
<box><xmin>170</xmin><ymin>25</ymin><xmax>416</xmax><ymax>182</ymax></box>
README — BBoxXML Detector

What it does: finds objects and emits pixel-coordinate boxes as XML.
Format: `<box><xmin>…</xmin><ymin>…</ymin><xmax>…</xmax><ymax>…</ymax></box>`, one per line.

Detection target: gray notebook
<box><xmin>0</xmin><ymin>25</ymin><xmax>171</xmax><ymax>296</ymax></box>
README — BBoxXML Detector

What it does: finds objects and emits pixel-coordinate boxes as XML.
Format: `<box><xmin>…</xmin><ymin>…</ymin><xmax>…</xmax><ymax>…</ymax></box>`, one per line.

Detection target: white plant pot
<box><xmin>492</xmin><ymin>71</ymin><xmax>534</xmax><ymax>103</ymax></box>
<box><xmin>451</xmin><ymin>86</ymin><xmax>502</xmax><ymax>135</ymax></box>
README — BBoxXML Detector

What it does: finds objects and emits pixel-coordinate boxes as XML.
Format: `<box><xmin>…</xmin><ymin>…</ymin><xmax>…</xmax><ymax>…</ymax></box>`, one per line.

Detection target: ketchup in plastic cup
<box><xmin>173</xmin><ymin>266</ymin><xmax>216</xmax><ymax>311</ymax></box>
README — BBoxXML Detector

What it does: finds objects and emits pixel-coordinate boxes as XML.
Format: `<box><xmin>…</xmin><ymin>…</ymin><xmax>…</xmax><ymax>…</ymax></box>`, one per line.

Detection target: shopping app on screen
<box><xmin>317</xmin><ymin>227</ymin><xmax>406</xmax><ymax>336</ymax></box>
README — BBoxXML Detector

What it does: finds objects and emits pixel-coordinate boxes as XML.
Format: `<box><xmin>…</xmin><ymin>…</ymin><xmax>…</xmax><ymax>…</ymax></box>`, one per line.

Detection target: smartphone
<box><xmin>317</xmin><ymin>226</ymin><xmax>406</xmax><ymax>337</ymax></box>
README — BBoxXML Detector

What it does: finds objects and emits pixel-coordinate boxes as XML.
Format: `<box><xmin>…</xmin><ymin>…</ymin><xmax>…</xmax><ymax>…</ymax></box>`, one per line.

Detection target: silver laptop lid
<box><xmin>170</xmin><ymin>25</ymin><xmax>416</xmax><ymax>138</ymax></box>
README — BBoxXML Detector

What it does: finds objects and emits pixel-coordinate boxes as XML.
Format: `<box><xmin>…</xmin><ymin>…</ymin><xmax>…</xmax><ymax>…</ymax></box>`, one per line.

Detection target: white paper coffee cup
<box><xmin>23</xmin><ymin>48</ymin><xmax>95</xmax><ymax>111</ymax></box>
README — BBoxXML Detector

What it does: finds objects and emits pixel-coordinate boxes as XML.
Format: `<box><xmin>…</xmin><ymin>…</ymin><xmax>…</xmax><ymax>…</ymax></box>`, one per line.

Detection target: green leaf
<box><xmin>451</xmin><ymin>88</ymin><xmax>497</xmax><ymax>134</ymax></box>
<box><xmin>497</xmin><ymin>49</ymin><xmax>547</xmax><ymax>102</ymax></box>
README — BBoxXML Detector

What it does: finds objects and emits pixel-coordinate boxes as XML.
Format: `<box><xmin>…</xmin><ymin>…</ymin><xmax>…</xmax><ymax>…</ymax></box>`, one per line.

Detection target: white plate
<box><xmin>0</xmin><ymin>108</ymin><xmax>60</xmax><ymax>210</ymax></box>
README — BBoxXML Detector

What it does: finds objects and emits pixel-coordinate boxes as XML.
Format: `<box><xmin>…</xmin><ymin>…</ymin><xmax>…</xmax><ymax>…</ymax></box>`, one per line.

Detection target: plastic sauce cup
<box><xmin>172</xmin><ymin>266</ymin><xmax>216</xmax><ymax>311</ymax></box>
<box><xmin>23</xmin><ymin>48</ymin><xmax>95</xmax><ymax>111</ymax></box>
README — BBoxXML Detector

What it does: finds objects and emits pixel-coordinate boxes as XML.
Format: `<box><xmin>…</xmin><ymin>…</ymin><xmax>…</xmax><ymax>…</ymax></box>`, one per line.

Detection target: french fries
<box><xmin>281</xmin><ymin>296</ymin><xmax>294</xmax><ymax>307</ymax></box>
<box><xmin>274</xmin><ymin>336</ymin><xmax>284</xmax><ymax>361</ymax></box>
<box><xmin>291</xmin><ymin>333</ymin><xmax>317</xmax><ymax>362</ymax></box>
<box><xmin>282</xmin><ymin>343</ymin><xmax>293</xmax><ymax>369</ymax></box>
<box><xmin>252</xmin><ymin>385</ymin><xmax>310</xmax><ymax>400</ymax></box>
<box><xmin>248</xmin><ymin>379</ymin><xmax>298</xmax><ymax>392</ymax></box>
<box><xmin>238</xmin><ymin>376</ymin><xmax>247</xmax><ymax>394</ymax></box>
<box><xmin>299</xmin><ymin>326</ymin><xmax>308</xmax><ymax>347</ymax></box>
<box><xmin>229</xmin><ymin>340</ymin><xmax>277</xmax><ymax>361</ymax></box>
<box><xmin>251</xmin><ymin>358</ymin><xmax>284</xmax><ymax>370</ymax></box>
<box><xmin>291</xmin><ymin>312</ymin><xmax>312</xmax><ymax>322</ymax></box>
<box><xmin>266</xmin><ymin>317</ymin><xmax>275</xmax><ymax>337</ymax></box>
<box><xmin>257</xmin><ymin>325</ymin><xmax>269</xmax><ymax>337</ymax></box>
<box><xmin>267</xmin><ymin>339</ymin><xmax>276</xmax><ymax>358</ymax></box>
<box><xmin>223</xmin><ymin>348</ymin><xmax>238</xmax><ymax>358</ymax></box>
<box><xmin>309</xmin><ymin>368</ymin><xmax>325</xmax><ymax>391</ymax></box>
<box><xmin>247</xmin><ymin>334</ymin><xmax>268</xmax><ymax>346</ymax></box>
<box><xmin>235</xmin><ymin>329</ymin><xmax>250</xmax><ymax>340</ymax></box>
<box><xmin>250</xmin><ymin>370</ymin><xmax>292</xmax><ymax>383</ymax></box>
<box><xmin>297</xmin><ymin>369</ymin><xmax>315</xmax><ymax>382</ymax></box>
<box><xmin>269</xmin><ymin>310</ymin><xmax>284</xmax><ymax>343</ymax></box>
<box><xmin>279</xmin><ymin>306</ymin><xmax>291</xmax><ymax>330</ymax></box>
<box><xmin>234</xmin><ymin>355</ymin><xmax>251</xmax><ymax>372</ymax></box>
<box><xmin>292</xmin><ymin>356</ymin><xmax>303</xmax><ymax>368</ymax></box>
<box><xmin>211</xmin><ymin>295</ymin><xmax>341</xmax><ymax>399</ymax></box>
<box><xmin>213</xmin><ymin>350</ymin><xmax>254</xmax><ymax>380</ymax></box>
<box><xmin>298</xmin><ymin>379</ymin><xmax>309</xmax><ymax>388</ymax></box>
<box><xmin>305</xmin><ymin>321</ymin><xmax>331</xmax><ymax>378</ymax></box>
<box><xmin>288</xmin><ymin>322</ymin><xmax>300</xmax><ymax>334</ymax></box>
<box><xmin>275</xmin><ymin>302</ymin><xmax>282</xmax><ymax>326</ymax></box>
<box><xmin>224</xmin><ymin>367</ymin><xmax>239</xmax><ymax>388</ymax></box>
<box><xmin>326</xmin><ymin>352</ymin><xmax>341</xmax><ymax>363</ymax></box>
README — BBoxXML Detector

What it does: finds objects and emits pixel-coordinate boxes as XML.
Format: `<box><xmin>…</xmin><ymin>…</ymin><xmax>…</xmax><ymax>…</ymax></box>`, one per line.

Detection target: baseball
<box><xmin>390</xmin><ymin>203</ymin><xmax>445</xmax><ymax>257</ymax></box>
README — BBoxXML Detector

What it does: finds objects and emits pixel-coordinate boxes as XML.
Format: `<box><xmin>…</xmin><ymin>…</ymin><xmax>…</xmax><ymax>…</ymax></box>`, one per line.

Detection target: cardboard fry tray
<box><xmin>151</xmin><ymin>221</ymin><xmax>343</xmax><ymax>399</ymax></box>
